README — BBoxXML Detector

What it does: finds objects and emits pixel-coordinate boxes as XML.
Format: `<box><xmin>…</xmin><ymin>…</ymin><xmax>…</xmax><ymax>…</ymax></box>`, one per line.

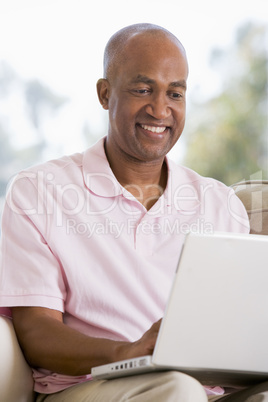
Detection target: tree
<box><xmin>183</xmin><ymin>23</ymin><xmax>268</xmax><ymax>185</ymax></box>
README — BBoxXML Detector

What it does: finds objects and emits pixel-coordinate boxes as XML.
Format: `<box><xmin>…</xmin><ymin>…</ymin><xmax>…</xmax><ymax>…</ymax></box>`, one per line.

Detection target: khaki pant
<box><xmin>36</xmin><ymin>372</ymin><xmax>268</xmax><ymax>402</ymax></box>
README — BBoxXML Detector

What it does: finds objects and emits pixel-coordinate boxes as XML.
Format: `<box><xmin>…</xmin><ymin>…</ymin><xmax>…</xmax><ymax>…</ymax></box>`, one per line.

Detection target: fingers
<box><xmin>136</xmin><ymin>318</ymin><xmax>162</xmax><ymax>355</ymax></box>
<box><xmin>150</xmin><ymin>318</ymin><xmax>162</xmax><ymax>331</ymax></box>
<box><xmin>116</xmin><ymin>319</ymin><xmax>163</xmax><ymax>361</ymax></box>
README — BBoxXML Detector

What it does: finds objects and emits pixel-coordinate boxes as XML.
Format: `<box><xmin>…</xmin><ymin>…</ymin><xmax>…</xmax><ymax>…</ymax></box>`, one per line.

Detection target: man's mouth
<box><xmin>140</xmin><ymin>124</ymin><xmax>167</xmax><ymax>134</ymax></box>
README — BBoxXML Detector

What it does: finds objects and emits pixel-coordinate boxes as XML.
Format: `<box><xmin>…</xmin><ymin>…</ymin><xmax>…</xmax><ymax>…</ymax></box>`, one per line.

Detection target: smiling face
<box><xmin>97</xmin><ymin>30</ymin><xmax>189</xmax><ymax>166</ymax></box>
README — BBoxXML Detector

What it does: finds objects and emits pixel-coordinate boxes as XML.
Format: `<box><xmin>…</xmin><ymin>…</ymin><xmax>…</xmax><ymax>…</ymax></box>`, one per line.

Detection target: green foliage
<box><xmin>183</xmin><ymin>23</ymin><xmax>268</xmax><ymax>185</ymax></box>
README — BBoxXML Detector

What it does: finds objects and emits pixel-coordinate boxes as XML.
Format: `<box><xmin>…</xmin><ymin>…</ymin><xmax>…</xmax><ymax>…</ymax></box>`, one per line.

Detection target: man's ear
<box><xmin>96</xmin><ymin>79</ymin><xmax>110</xmax><ymax>110</ymax></box>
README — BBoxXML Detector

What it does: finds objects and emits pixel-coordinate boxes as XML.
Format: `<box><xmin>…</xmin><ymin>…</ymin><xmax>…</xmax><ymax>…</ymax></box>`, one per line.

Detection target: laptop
<box><xmin>91</xmin><ymin>232</ymin><xmax>268</xmax><ymax>387</ymax></box>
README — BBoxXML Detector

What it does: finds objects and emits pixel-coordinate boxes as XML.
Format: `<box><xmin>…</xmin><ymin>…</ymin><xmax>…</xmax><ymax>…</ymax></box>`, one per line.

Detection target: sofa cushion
<box><xmin>232</xmin><ymin>180</ymin><xmax>268</xmax><ymax>235</ymax></box>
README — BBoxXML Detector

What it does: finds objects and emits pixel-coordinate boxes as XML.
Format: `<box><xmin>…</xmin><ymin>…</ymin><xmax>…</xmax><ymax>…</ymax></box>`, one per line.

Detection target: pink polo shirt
<box><xmin>0</xmin><ymin>137</ymin><xmax>249</xmax><ymax>394</ymax></box>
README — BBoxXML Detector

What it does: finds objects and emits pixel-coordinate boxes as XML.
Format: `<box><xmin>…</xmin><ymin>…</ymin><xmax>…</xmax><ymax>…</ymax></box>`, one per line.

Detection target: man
<box><xmin>0</xmin><ymin>23</ymin><xmax>267</xmax><ymax>401</ymax></box>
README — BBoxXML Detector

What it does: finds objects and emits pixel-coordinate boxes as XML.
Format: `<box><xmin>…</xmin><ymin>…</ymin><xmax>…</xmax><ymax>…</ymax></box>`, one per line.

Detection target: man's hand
<box><xmin>116</xmin><ymin>319</ymin><xmax>162</xmax><ymax>361</ymax></box>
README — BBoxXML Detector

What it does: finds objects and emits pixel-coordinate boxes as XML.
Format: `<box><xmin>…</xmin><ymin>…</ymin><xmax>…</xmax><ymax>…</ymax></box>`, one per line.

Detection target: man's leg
<box><xmin>36</xmin><ymin>371</ymin><xmax>207</xmax><ymax>402</ymax></box>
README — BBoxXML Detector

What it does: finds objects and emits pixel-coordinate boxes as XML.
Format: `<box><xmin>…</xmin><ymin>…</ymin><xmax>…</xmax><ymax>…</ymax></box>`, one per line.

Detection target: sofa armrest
<box><xmin>232</xmin><ymin>180</ymin><xmax>268</xmax><ymax>235</ymax></box>
<box><xmin>0</xmin><ymin>315</ymin><xmax>35</xmax><ymax>402</ymax></box>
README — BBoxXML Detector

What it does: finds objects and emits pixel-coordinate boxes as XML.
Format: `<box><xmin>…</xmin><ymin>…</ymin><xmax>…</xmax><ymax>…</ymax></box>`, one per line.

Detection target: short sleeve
<box><xmin>0</xmin><ymin>172</ymin><xmax>66</xmax><ymax>314</ymax></box>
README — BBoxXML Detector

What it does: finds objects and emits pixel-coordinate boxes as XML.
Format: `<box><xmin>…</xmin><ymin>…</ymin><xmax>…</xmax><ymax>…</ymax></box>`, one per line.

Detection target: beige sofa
<box><xmin>0</xmin><ymin>180</ymin><xmax>267</xmax><ymax>402</ymax></box>
<box><xmin>0</xmin><ymin>315</ymin><xmax>35</xmax><ymax>402</ymax></box>
<box><xmin>232</xmin><ymin>180</ymin><xmax>268</xmax><ymax>235</ymax></box>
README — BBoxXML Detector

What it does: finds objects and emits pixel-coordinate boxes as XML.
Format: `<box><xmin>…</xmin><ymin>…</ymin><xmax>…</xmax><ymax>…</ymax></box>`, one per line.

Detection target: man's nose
<box><xmin>144</xmin><ymin>93</ymin><xmax>171</xmax><ymax>120</ymax></box>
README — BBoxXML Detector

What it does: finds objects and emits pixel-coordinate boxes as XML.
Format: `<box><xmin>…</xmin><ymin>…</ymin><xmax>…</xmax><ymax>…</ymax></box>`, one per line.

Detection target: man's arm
<box><xmin>12</xmin><ymin>307</ymin><xmax>161</xmax><ymax>376</ymax></box>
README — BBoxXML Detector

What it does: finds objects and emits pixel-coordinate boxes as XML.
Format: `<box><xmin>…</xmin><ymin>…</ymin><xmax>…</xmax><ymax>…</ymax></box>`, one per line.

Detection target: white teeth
<box><xmin>141</xmin><ymin>124</ymin><xmax>166</xmax><ymax>133</ymax></box>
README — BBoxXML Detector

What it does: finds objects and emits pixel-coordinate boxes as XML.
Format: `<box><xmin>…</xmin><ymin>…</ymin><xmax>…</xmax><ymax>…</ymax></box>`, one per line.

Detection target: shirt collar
<box><xmin>82</xmin><ymin>137</ymin><xmax>123</xmax><ymax>197</ymax></box>
<box><xmin>162</xmin><ymin>157</ymin><xmax>201</xmax><ymax>214</ymax></box>
<box><xmin>82</xmin><ymin>137</ymin><xmax>200</xmax><ymax>213</ymax></box>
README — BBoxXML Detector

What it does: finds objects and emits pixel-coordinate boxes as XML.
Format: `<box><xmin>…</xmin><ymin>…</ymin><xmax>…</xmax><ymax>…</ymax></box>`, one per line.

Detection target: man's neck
<box><xmin>104</xmin><ymin>142</ymin><xmax>168</xmax><ymax>210</ymax></box>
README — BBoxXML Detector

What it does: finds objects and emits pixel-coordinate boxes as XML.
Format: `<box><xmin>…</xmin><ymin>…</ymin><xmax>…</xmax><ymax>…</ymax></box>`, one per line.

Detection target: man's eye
<box><xmin>171</xmin><ymin>92</ymin><xmax>182</xmax><ymax>99</ymax></box>
<box><xmin>133</xmin><ymin>89</ymin><xmax>150</xmax><ymax>94</ymax></box>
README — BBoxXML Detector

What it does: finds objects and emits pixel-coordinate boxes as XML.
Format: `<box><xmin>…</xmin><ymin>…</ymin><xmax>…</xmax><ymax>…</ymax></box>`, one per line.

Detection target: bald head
<box><xmin>103</xmin><ymin>23</ymin><xmax>187</xmax><ymax>82</ymax></box>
